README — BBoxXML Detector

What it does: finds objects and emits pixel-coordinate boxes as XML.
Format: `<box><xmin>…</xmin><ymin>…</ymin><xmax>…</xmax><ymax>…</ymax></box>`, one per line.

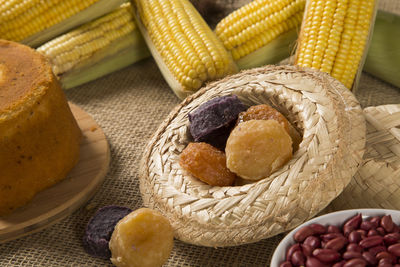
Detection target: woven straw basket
<box><xmin>139</xmin><ymin>65</ymin><xmax>366</xmax><ymax>247</ymax></box>
<box><xmin>327</xmin><ymin>104</ymin><xmax>400</xmax><ymax>211</ymax></box>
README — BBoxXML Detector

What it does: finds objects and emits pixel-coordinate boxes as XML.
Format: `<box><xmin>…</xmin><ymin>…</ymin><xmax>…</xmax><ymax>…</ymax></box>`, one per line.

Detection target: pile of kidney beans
<box><xmin>280</xmin><ymin>214</ymin><xmax>400</xmax><ymax>267</ymax></box>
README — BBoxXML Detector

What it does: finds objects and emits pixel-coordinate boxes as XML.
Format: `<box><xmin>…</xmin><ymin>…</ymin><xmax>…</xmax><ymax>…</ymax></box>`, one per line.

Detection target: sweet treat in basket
<box><xmin>188</xmin><ymin>94</ymin><xmax>246</xmax><ymax>150</ymax></box>
<box><xmin>237</xmin><ymin>104</ymin><xmax>302</xmax><ymax>151</ymax></box>
<box><xmin>109</xmin><ymin>208</ymin><xmax>174</xmax><ymax>267</ymax></box>
<box><xmin>237</xmin><ymin>104</ymin><xmax>290</xmax><ymax>133</ymax></box>
<box><xmin>83</xmin><ymin>206</ymin><xmax>132</xmax><ymax>259</ymax></box>
<box><xmin>180</xmin><ymin>142</ymin><xmax>236</xmax><ymax>186</ymax></box>
<box><xmin>0</xmin><ymin>40</ymin><xmax>82</xmax><ymax>215</ymax></box>
<box><xmin>139</xmin><ymin>65</ymin><xmax>366</xmax><ymax>247</ymax></box>
<box><xmin>183</xmin><ymin>99</ymin><xmax>294</xmax><ymax>184</ymax></box>
<box><xmin>226</xmin><ymin>120</ymin><xmax>293</xmax><ymax>181</ymax></box>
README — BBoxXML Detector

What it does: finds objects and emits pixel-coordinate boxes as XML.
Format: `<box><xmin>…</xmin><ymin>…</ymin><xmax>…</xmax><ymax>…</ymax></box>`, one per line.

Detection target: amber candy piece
<box><xmin>238</xmin><ymin>104</ymin><xmax>290</xmax><ymax>133</ymax></box>
<box><xmin>238</xmin><ymin>104</ymin><xmax>302</xmax><ymax>151</ymax></box>
<box><xmin>226</xmin><ymin>120</ymin><xmax>293</xmax><ymax>180</ymax></box>
<box><xmin>179</xmin><ymin>142</ymin><xmax>236</xmax><ymax>186</ymax></box>
<box><xmin>109</xmin><ymin>208</ymin><xmax>174</xmax><ymax>267</ymax></box>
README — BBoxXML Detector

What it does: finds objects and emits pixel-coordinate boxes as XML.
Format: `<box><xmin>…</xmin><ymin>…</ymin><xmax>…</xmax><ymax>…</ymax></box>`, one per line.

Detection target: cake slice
<box><xmin>0</xmin><ymin>40</ymin><xmax>82</xmax><ymax>215</ymax></box>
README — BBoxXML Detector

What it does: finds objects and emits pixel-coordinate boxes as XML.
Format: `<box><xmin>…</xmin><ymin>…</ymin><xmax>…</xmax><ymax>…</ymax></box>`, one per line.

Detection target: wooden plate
<box><xmin>0</xmin><ymin>103</ymin><xmax>110</xmax><ymax>243</ymax></box>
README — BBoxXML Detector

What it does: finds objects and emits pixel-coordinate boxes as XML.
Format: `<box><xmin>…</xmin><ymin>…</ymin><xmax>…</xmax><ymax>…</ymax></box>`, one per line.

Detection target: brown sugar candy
<box><xmin>179</xmin><ymin>142</ymin><xmax>236</xmax><ymax>186</ymax></box>
<box><xmin>109</xmin><ymin>208</ymin><xmax>173</xmax><ymax>267</ymax></box>
<box><xmin>238</xmin><ymin>104</ymin><xmax>290</xmax><ymax>133</ymax></box>
<box><xmin>226</xmin><ymin>120</ymin><xmax>293</xmax><ymax>181</ymax></box>
<box><xmin>238</xmin><ymin>104</ymin><xmax>302</xmax><ymax>151</ymax></box>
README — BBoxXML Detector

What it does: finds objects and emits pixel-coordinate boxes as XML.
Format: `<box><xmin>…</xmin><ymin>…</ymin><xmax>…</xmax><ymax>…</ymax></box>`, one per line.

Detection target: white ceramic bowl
<box><xmin>270</xmin><ymin>209</ymin><xmax>400</xmax><ymax>267</ymax></box>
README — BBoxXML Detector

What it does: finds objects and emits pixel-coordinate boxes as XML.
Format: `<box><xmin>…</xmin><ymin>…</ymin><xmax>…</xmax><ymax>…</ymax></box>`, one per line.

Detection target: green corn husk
<box><xmin>235</xmin><ymin>28</ymin><xmax>298</xmax><ymax>70</ymax></box>
<box><xmin>37</xmin><ymin>2</ymin><xmax>150</xmax><ymax>89</ymax></box>
<box><xmin>363</xmin><ymin>10</ymin><xmax>400</xmax><ymax>88</ymax></box>
<box><xmin>60</xmin><ymin>33</ymin><xmax>150</xmax><ymax>90</ymax></box>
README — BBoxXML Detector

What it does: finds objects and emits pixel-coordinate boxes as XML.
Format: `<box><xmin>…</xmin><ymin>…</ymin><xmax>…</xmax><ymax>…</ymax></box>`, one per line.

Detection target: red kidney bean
<box><xmin>376</xmin><ymin>251</ymin><xmax>395</xmax><ymax>262</ymax></box>
<box><xmin>305</xmin><ymin>256</ymin><xmax>329</xmax><ymax>267</ymax></box>
<box><xmin>344</xmin><ymin>214</ymin><xmax>362</xmax><ymax>236</ymax></box>
<box><xmin>286</xmin><ymin>243</ymin><xmax>301</xmax><ymax>261</ymax></box>
<box><xmin>376</xmin><ymin>251</ymin><xmax>392</xmax><ymax>260</ymax></box>
<box><xmin>360</xmin><ymin>221</ymin><xmax>374</xmax><ymax>231</ymax></box>
<box><xmin>369</xmin><ymin>245</ymin><xmax>387</xmax><ymax>256</ymax></box>
<box><xmin>310</xmin><ymin>223</ymin><xmax>327</xmax><ymax>235</ymax></box>
<box><xmin>313</xmin><ymin>248</ymin><xmax>340</xmax><ymax>263</ymax></box>
<box><xmin>395</xmin><ymin>265</ymin><xmax>400</xmax><ymax>267</ymax></box>
<box><xmin>328</xmin><ymin>225</ymin><xmax>341</xmax><ymax>233</ymax></box>
<box><xmin>294</xmin><ymin>225</ymin><xmax>314</xmax><ymax>242</ymax></box>
<box><xmin>379</xmin><ymin>262</ymin><xmax>393</xmax><ymax>267</ymax></box>
<box><xmin>369</xmin><ymin>216</ymin><xmax>381</xmax><ymax>228</ymax></box>
<box><xmin>378</xmin><ymin>258</ymin><xmax>393</xmax><ymax>267</ymax></box>
<box><xmin>281</xmin><ymin>214</ymin><xmax>400</xmax><ymax>267</ymax></box>
<box><xmin>362</xmin><ymin>251</ymin><xmax>377</xmax><ymax>265</ymax></box>
<box><xmin>280</xmin><ymin>261</ymin><xmax>293</xmax><ymax>267</ymax></box>
<box><xmin>347</xmin><ymin>243</ymin><xmax>363</xmax><ymax>253</ymax></box>
<box><xmin>343</xmin><ymin>258</ymin><xmax>367</xmax><ymax>267</ymax></box>
<box><xmin>325</xmin><ymin>236</ymin><xmax>348</xmax><ymax>251</ymax></box>
<box><xmin>348</xmin><ymin>231</ymin><xmax>362</xmax><ymax>243</ymax></box>
<box><xmin>343</xmin><ymin>251</ymin><xmax>363</xmax><ymax>260</ymax></box>
<box><xmin>304</xmin><ymin>236</ymin><xmax>321</xmax><ymax>250</ymax></box>
<box><xmin>388</xmin><ymin>243</ymin><xmax>400</xmax><ymax>257</ymax></box>
<box><xmin>367</xmin><ymin>229</ymin><xmax>379</xmax><ymax>237</ymax></box>
<box><xmin>377</xmin><ymin>227</ymin><xmax>386</xmax><ymax>236</ymax></box>
<box><xmin>393</xmin><ymin>224</ymin><xmax>400</xmax><ymax>233</ymax></box>
<box><xmin>359</xmin><ymin>236</ymin><xmax>384</xmax><ymax>248</ymax></box>
<box><xmin>291</xmin><ymin>250</ymin><xmax>305</xmax><ymax>266</ymax></box>
<box><xmin>384</xmin><ymin>232</ymin><xmax>400</xmax><ymax>245</ymax></box>
<box><xmin>321</xmin><ymin>233</ymin><xmax>344</xmax><ymax>242</ymax></box>
<box><xmin>344</xmin><ymin>225</ymin><xmax>355</xmax><ymax>237</ymax></box>
<box><xmin>333</xmin><ymin>261</ymin><xmax>346</xmax><ymax>267</ymax></box>
<box><xmin>356</xmin><ymin>229</ymin><xmax>367</xmax><ymax>240</ymax></box>
<box><xmin>301</xmin><ymin>244</ymin><xmax>313</xmax><ymax>257</ymax></box>
<box><xmin>381</xmin><ymin>215</ymin><xmax>394</xmax><ymax>233</ymax></box>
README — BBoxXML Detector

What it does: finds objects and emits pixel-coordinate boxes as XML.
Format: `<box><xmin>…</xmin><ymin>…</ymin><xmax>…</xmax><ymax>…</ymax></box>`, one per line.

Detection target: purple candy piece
<box><xmin>188</xmin><ymin>95</ymin><xmax>246</xmax><ymax>150</ymax></box>
<box><xmin>82</xmin><ymin>205</ymin><xmax>132</xmax><ymax>259</ymax></box>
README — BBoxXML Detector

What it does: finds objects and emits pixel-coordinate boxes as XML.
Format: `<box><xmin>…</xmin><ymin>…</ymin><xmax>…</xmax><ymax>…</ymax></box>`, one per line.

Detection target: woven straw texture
<box><xmin>140</xmin><ymin>65</ymin><xmax>365</xmax><ymax>247</ymax></box>
<box><xmin>1</xmin><ymin>0</ymin><xmax>400</xmax><ymax>266</ymax></box>
<box><xmin>327</xmin><ymin>104</ymin><xmax>400</xmax><ymax>211</ymax></box>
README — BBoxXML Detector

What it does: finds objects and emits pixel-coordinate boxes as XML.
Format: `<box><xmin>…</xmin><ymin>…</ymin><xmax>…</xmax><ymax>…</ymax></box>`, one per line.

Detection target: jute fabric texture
<box><xmin>1</xmin><ymin>0</ymin><xmax>400</xmax><ymax>266</ymax></box>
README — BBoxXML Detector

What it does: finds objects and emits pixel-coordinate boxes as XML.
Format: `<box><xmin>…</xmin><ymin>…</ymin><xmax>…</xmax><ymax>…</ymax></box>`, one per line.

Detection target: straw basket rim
<box><xmin>328</xmin><ymin>104</ymin><xmax>400</xmax><ymax>211</ymax></box>
<box><xmin>139</xmin><ymin>65</ymin><xmax>366</xmax><ymax>247</ymax></box>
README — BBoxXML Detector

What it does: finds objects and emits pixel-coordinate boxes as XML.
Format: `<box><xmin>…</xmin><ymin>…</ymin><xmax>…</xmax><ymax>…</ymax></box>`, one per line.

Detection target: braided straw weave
<box><xmin>328</xmin><ymin>104</ymin><xmax>400</xmax><ymax>210</ymax></box>
<box><xmin>139</xmin><ymin>65</ymin><xmax>366</xmax><ymax>247</ymax></box>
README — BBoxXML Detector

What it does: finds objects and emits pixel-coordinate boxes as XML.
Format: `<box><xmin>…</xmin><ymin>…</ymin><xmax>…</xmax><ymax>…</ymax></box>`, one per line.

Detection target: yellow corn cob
<box><xmin>0</xmin><ymin>0</ymin><xmax>127</xmax><ymax>47</ymax></box>
<box><xmin>37</xmin><ymin>3</ymin><xmax>150</xmax><ymax>89</ymax></box>
<box><xmin>295</xmin><ymin>0</ymin><xmax>377</xmax><ymax>89</ymax></box>
<box><xmin>131</xmin><ymin>0</ymin><xmax>238</xmax><ymax>99</ymax></box>
<box><xmin>215</xmin><ymin>0</ymin><xmax>305</xmax><ymax>69</ymax></box>
<box><xmin>216</xmin><ymin>2</ymin><xmax>399</xmax><ymax>89</ymax></box>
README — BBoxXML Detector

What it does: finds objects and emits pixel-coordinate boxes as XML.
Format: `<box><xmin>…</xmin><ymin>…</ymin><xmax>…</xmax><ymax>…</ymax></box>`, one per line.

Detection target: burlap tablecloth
<box><xmin>1</xmin><ymin>1</ymin><xmax>399</xmax><ymax>266</ymax></box>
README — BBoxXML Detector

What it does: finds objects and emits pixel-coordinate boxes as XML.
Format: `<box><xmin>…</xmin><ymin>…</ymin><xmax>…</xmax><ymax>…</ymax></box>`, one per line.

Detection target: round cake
<box><xmin>0</xmin><ymin>40</ymin><xmax>82</xmax><ymax>216</ymax></box>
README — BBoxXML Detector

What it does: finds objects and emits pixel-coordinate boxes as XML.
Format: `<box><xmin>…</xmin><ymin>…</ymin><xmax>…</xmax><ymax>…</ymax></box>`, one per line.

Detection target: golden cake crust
<box><xmin>0</xmin><ymin>40</ymin><xmax>82</xmax><ymax>215</ymax></box>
